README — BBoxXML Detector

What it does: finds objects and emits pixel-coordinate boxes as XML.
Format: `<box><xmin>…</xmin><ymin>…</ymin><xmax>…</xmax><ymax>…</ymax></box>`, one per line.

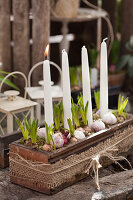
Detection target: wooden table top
<box><xmin>0</xmin><ymin>96</ymin><xmax>37</xmax><ymax>113</ymax></box>
<box><xmin>26</xmin><ymin>85</ymin><xmax>63</xmax><ymax>100</ymax></box>
<box><xmin>51</xmin><ymin>8</ymin><xmax>107</xmax><ymax>23</ymax></box>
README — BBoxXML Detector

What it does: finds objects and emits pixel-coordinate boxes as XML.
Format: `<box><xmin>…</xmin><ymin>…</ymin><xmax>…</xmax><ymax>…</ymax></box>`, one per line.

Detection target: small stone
<box><xmin>91</xmin><ymin>191</ymin><xmax>107</xmax><ymax>200</ymax></box>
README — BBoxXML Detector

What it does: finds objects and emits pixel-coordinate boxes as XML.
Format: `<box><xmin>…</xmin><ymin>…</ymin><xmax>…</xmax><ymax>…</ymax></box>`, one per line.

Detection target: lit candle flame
<box><xmin>44</xmin><ymin>44</ymin><xmax>49</xmax><ymax>58</ymax></box>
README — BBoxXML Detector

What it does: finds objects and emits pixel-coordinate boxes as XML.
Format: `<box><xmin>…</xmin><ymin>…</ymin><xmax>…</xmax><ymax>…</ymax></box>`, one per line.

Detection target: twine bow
<box><xmin>85</xmin><ymin>155</ymin><xmax>102</xmax><ymax>190</ymax></box>
<box><xmin>85</xmin><ymin>148</ymin><xmax>132</xmax><ymax>191</ymax></box>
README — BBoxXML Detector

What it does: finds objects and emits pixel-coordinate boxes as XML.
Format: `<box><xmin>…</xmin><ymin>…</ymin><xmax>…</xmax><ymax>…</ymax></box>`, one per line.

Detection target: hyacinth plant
<box><xmin>25</xmin><ymin>119</ymin><xmax>38</xmax><ymax>144</ymax></box>
<box><xmin>118</xmin><ymin>94</ymin><xmax>128</xmax><ymax>119</ymax></box>
<box><xmin>71</xmin><ymin>99</ymin><xmax>80</xmax><ymax>128</ymax></box>
<box><xmin>113</xmin><ymin>94</ymin><xmax>128</xmax><ymax>120</ymax></box>
<box><xmin>60</xmin><ymin>101</ymin><xmax>64</xmax><ymax>126</ymax></box>
<box><xmin>94</xmin><ymin>91</ymin><xmax>100</xmax><ymax>110</ymax></box>
<box><xmin>67</xmin><ymin>118</ymin><xmax>75</xmax><ymax>137</ymax></box>
<box><xmin>16</xmin><ymin>118</ymin><xmax>29</xmax><ymax>140</ymax></box>
<box><xmin>17</xmin><ymin>118</ymin><xmax>38</xmax><ymax>144</ymax></box>
<box><xmin>53</xmin><ymin>101</ymin><xmax>64</xmax><ymax>130</ymax></box>
<box><xmin>93</xmin><ymin>90</ymin><xmax>101</xmax><ymax>120</ymax></box>
<box><xmin>15</xmin><ymin>94</ymin><xmax>129</xmax><ymax>152</ymax></box>
<box><xmin>77</xmin><ymin>95</ymin><xmax>88</xmax><ymax>126</ymax></box>
<box><xmin>44</xmin><ymin>122</ymin><xmax>55</xmax><ymax>150</ymax></box>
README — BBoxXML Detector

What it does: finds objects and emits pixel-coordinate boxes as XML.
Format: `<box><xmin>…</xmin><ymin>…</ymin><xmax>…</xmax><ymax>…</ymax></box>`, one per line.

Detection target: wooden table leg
<box><xmin>7</xmin><ymin>113</ymin><xmax>13</xmax><ymax>134</ymax></box>
<box><xmin>36</xmin><ymin>101</ymin><xmax>41</xmax><ymax>124</ymax></box>
<box><xmin>30</xmin><ymin>107</ymin><xmax>34</xmax><ymax>122</ymax></box>
<box><xmin>97</xmin><ymin>1</ymin><xmax>102</xmax><ymax>70</ymax></box>
<box><xmin>60</xmin><ymin>21</ymin><xmax>69</xmax><ymax>54</ymax></box>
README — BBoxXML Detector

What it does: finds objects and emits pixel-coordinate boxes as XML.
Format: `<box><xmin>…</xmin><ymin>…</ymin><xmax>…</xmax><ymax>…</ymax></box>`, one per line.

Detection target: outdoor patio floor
<box><xmin>0</xmin><ymin>166</ymin><xmax>133</xmax><ymax>200</ymax></box>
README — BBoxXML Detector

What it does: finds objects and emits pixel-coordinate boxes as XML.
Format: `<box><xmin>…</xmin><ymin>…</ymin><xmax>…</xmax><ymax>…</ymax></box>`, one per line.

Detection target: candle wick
<box><xmin>62</xmin><ymin>49</ymin><xmax>66</xmax><ymax>53</ymax></box>
<box><xmin>103</xmin><ymin>38</ymin><xmax>108</xmax><ymax>42</ymax></box>
<box><xmin>44</xmin><ymin>55</ymin><xmax>47</xmax><ymax>60</ymax></box>
<box><xmin>82</xmin><ymin>46</ymin><xmax>86</xmax><ymax>48</ymax></box>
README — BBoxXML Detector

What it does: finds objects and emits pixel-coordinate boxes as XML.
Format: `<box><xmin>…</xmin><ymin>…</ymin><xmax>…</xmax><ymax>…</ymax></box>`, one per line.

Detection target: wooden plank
<box><xmin>13</xmin><ymin>0</ymin><xmax>30</xmax><ymax>92</ymax></box>
<box><xmin>0</xmin><ymin>131</ymin><xmax>22</xmax><ymax>168</ymax></box>
<box><xmin>120</xmin><ymin>0</ymin><xmax>133</xmax><ymax>55</ymax></box>
<box><xmin>0</xmin><ymin>0</ymin><xmax>11</xmax><ymax>72</ymax></box>
<box><xmin>102</xmin><ymin>0</ymin><xmax>117</xmax><ymax>37</ymax></box>
<box><xmin>32</xmin><ymin>0</ymin><xmax>50</xmax><ymax>86</ymax></box>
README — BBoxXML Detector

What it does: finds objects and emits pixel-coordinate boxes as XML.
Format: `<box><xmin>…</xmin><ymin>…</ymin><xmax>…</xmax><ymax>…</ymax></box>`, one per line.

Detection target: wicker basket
<box><xmin>51</xmin><ymin>0</ymin><xmax>80</xmax><ymax>18</ymax></box>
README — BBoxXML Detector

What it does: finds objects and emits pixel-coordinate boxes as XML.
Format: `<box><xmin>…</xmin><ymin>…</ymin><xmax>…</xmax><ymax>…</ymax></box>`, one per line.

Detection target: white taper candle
<box><xmin>100</xmin><ymin>38</ymin><xmax>108</xmax><ymax>119</ymax></box>
<box><xmin>43</xmin><ymin>60</ymin><xmax>53</xmax><ymax>126</ymax></box>
<box><xmin>62</xmin><ymin>49</ymin><xmax>72</xmax><ymax>129</ymax></box>
<box><xmin>82</xmin><ymin>46</ymin><xmax>93</xmax><ymax>127</ymax></box>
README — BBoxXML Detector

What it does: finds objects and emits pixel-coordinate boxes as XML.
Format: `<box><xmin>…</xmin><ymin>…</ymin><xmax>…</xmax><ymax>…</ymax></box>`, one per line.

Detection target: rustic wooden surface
<box><xmin>13</xmin><ymin>0</ymin><xmax>30</xmax><ymax>92</ymax></box>
<box><xmin>0</xmin><ymin>0</ymin><xmax>50</xmax><ymax>90</ymax></box>
<box><xmin>121</xmin><ymin>0</ymin><xmax>133</xmax><ymax>55</ymax></box>
<box><xmin>0</xmin><ymin>0</ymin><xmax>131</xmax><ymax>78</ymax></box>
<box><xmin>0</xmin><ymin>0</ymin><xmax>11</xmax><ymax>72</ymax></box>
<box><xmin>32</xmin><ymin>0</ymin><xmax>50</xmax><ymax>86</ymax></box>
<box><xmin>102</xmin><ymin>0</ymin><xmax>117</xmax><ymax>37</ymax></box>
<box><xmin>0</xmin><ymin>131</ymin><xmax>22</xmax><ymax>168</ymax></box>
<box><xmin>0</xmin><ymin>167</ymin><xmax>133</xmax><ymax>200</ymax></box>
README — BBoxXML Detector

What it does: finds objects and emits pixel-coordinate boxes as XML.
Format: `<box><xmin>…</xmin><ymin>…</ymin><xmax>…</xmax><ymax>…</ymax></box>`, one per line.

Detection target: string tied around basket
<box><xmin>85</xmin><ymin>147</ymin><xmax>132</xmax><ymax>191</ymax></box>
<box><xmin>85</xmin><ymin>154</ymin><xmax>102</xmax><ymax>190</ymax></box>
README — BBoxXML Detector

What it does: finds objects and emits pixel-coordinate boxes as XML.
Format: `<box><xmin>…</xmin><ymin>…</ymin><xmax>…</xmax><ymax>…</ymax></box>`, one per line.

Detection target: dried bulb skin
<box><xmin>51</xmin><ymin>132</ymin><xmax>64</xmax><ymax>148</ymax></box>
<box><xmin>91</xmin><ymin>120</ymin><xmax>105</xmax><ymax>132</ymax></box>
<box><xmin>83</xmin><ymin>126</ymin><xmax>92</xmax><ymax>133</ymax></box>
<box><xmin>42</xmin><ymin>144</ymin><xmax>52</xmax><ymax>152</ymax></box>
<box><xmin>96</xmin><ymin>109</ymin><xmax>100</xmax><ymax>116</ymax></box>
<box><xmin>76</xmin><ymin>127</ymin><xmax>85</xmax><ymax>133</ymax></box>
<box><xmin>74</xmin><ymin>130</ymin><xmax>85</xmax><ymax>139</ymax></box>
<box><xmin>103</xmin><ymin>112</ymin><xmax>117</xmax><ymax>125</ymax></box>
<box><xmin>62</xmin><ymin>134</ymin><xmax>68</xmax><ymax>144</ymax></box>
<box><xmin>70</xmin><ymin>137</ymin><xmax>77</xmax><ymax>143</ymax></box>
<box><xmin>117</xmin><ymin>116</ymin><xmax>124</xmax><ymax>123</ymax></box>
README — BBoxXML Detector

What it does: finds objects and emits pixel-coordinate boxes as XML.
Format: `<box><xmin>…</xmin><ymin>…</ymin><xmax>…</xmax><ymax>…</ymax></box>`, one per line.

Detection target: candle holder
<box><xmin>9</xmin><ymin>94</ymin><xmax>133</xmax><ymax>194</ymax></box>
<box><xmin>26</xmin><ymin>61</ymin><xmax>63</xmax><ymax>124</ymax></box>
<box><xmin>8</xmin><ymin>46</ymin><xmax>132</xmax><ymax>194</ymax></box>
<box><xmin>9</xmin><ymin>114</ymin><xmax>133</xmax><ymax>194</ymax></box>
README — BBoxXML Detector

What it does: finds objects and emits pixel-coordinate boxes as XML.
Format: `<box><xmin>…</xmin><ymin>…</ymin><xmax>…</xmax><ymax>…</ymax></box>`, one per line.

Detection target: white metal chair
<box><xmin>0</xmin><ymin>71</ymin><xmax>37</xmax><ymax>135</ymax></box>
<box><xmin>26</xmin><ymin>61</ymin><xmax>63</xmax><ymax>124</ymax></box>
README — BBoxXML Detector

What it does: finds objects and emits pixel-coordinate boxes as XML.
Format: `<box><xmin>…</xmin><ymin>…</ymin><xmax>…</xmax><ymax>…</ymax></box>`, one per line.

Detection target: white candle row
<box><xmin>100</xmin><ymin>38</ymin><xmax>108</xmax><ymax>118</ymax></box>
<box><xmin>82</xmin><ymin>46</ymin><xmax>93</xmax><ymax>127</ymax></box>
<box><xmin>62</xmin><ymin>50</ymin><xmax>72</xmax><ymax>129</ymax></box>
<box><xmin>43</xmin><ymin>39</ymin><xmax>108</xmax><ymax>127</ymax></box>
